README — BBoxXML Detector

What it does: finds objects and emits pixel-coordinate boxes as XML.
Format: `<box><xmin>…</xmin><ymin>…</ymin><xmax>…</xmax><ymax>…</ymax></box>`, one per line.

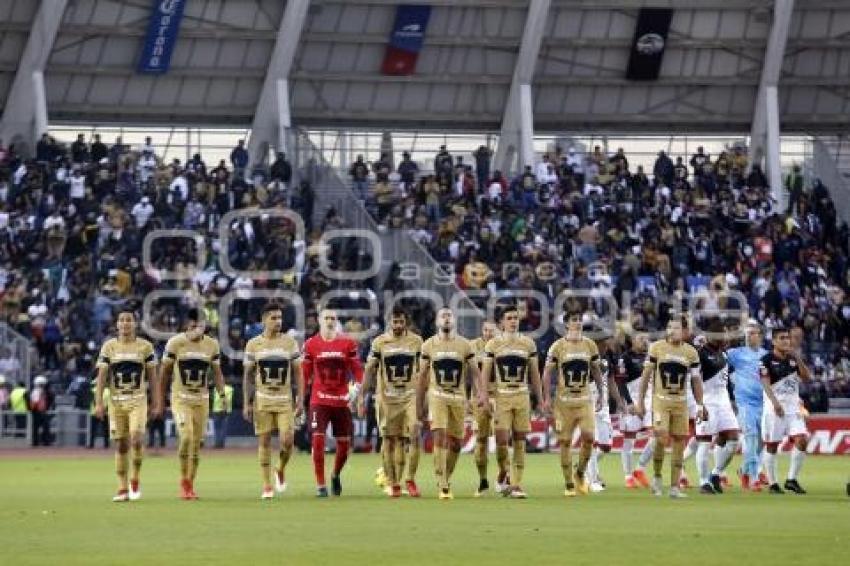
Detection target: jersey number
<box><xmin>178</xmin><ymin>359</ymin><xmax>210</xmax><ymax>388</ymax></box>
<box><xmin>384</xmin><ymin>354</ymin><xmax>415</xmax><ymax>385</ymax></box>
<box><xmin>561</xmin><ymin>359</ymin><xmax>590</xmax><ymax>388</ymax></box>
<box><xmin>259</xmin><ymin>359</ymin><xmax>289</xmax><ymax>386</ymax></box>
<box><xmin>111</xmin><ymin>361</ymin><xmax>143</xmax><ymax>390</ymax></box>
<box><xmin>497</xmin><ymin>355</ymin><xmax>528</xmax><ymax>385</ymax></box>
<box><xmin>433</xmin><ymin>358</ymin><xmax>463</xmax><ymax>389</ymax></box>
<box><xmin>659</xmin><ymin>361</ymin><xmax>687</xmax><ymax>392</ymax></box>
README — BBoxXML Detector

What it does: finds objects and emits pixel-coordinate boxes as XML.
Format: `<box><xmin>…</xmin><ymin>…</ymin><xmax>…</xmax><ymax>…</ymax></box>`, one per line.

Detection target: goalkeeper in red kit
<box><xmin>302</xmin><ymin>309</ymin><xmax>364</xmax><ymax>497</ymax></box>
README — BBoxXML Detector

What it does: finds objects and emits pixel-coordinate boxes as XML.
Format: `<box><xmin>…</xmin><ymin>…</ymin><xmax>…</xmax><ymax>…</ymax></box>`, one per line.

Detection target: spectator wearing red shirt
<box><xmin>302</xmin><ymin>309</ymin><xmax>363</xmax><ymax>497</ymax></box>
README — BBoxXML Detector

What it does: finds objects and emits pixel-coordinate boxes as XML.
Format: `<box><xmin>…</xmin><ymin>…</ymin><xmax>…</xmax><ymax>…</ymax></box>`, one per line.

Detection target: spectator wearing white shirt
<box><xmin>169</xmin><ymin>172</ymin><xmax>189</xmax><ymax>204</ymax></box>
<box><xmin>131</xmin><ymin>197</ymin><xmax>154</xmax><ymax>229</ymax></box>
<box><xmin>536</xmin><ymin>154</ymin><xmax>552</xmax><ymax>181</ymax></box>
<box><xmin>69</xmin><ymin>169</ymin><xmax>86</xmax><ymax>203</ymax></box>
<box><xmin>137</xmin><ymin>150</ymin><xmax>156</xmax><ymax>186</ymax></box>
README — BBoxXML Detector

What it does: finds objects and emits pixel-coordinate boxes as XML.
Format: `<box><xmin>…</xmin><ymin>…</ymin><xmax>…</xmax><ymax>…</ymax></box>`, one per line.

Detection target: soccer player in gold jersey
<box><xmin>94</xmin><ymin>309</ymin><xmax>158</xmax><ymax>502</ymax></box>
<box><xmin>482</xmin><ymin>304</ymin><xmax>542</xmax><ymax>498</ymax></box>
<box><xmin>635</xmin><ymin>316</ymin><xmax>707</xmax><ymax>499</ymax></box>
<box><xmin>417</xmin><ymin>308</ymin><xmax>487</xmax><ymax>499</ymax></box>
<box><xmin>469</xmin><ymin>320</ymin><xmax>499</xmax><ymax>496</ymax></box>
<box><xmin>160</xmin><ymin>308</ymin><xmax>228</xmax><ymax>500</ymax></box>
<box><xmin>359</xmin><ymin>307</ymin><xmax>423</xmax><ymax>497</ymax></box>
<box><xmin>243</xmin><ymin>303</ymin><xmax>304</xmax><ymax>500</ymax></box>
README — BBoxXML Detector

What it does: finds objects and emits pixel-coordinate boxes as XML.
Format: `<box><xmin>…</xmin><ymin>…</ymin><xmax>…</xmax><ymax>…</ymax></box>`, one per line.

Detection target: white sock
<box><xmin>621</xmin><ymin>438</ymin><xmax>635</xmax><ymax>476</ymax></box>
<box><xmin>587</xmin><ymin>448</ymin><xmax>599</xmax><ymax>483</ymax></box>
<box><xmin>638</xmin><ymin>439</ymin><xmax>654</xmax><ymax>468</ymax></box>
<box><xmin>763</xmin><ymin>451</ymin><xmax>778</xmax><ymax>485</ymax></box>
<box><xmin>682</xmin><ymin>437</ymin><xmax>697</xmax><ymax>462</ymax></box>
<box><xmin>788</xmin><ymin>447</ymin><xmax>805</xmax><ymax>481</ymax></box>
<box><xmin>696</xmin><ymin>441</ymin><xmax>711</xmax><ymax>485</ymax></box>
<box><xmin>712</xmin><ymin>440</ymin><xmax>738</xmax><ymax>475</ymax></box>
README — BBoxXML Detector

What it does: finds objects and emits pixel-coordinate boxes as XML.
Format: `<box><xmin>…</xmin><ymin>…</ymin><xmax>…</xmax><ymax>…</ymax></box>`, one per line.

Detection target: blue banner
<box><xmin>388</xmin><ymin>4</ymin><xmax>431</xmax><ymax>53</ymax></box>
<box><xmin>137</xmin><ymin>0</ymin><xmax>187</xmax><ymax>74</ymax></box>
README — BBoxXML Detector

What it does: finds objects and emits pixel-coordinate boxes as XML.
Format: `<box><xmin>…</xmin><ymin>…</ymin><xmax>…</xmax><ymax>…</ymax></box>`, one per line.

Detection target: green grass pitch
<box><xmin>0</xmin><ymin>450</ymin><xmax>847</xmax><ymax>566</ymax></box>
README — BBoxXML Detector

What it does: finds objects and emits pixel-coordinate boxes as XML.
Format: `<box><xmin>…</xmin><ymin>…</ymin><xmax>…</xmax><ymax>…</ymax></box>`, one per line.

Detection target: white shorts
<box><xmin>594</xmin><ymin>412</ymin><xmax>613</xmax><ymax>446</ymax></box>
<box><xmin>695</xmin><ymin>400</ymin><xmax>740</xmax><ymax>436</ymax></box>
<box><xmin>621</xmin><ymin>394</ymin><xmax>652</xmax><ymax>433</ymax></box>
<box><xmin>761</xmin><ymin>404</ymin><xmax>807</xmax><ymax>444</ymax></box>
<box><xmin>687</xmin><ymin>390</ymin><xmax>697</xmax><ymax>420</ymax></box>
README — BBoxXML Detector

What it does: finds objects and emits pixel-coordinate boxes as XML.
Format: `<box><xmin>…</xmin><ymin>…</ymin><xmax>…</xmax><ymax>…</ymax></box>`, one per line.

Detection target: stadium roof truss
<box><xmin>1</xmin><ymin>0</ymin><xmax>850</xmax><ymax>136</ymax></box>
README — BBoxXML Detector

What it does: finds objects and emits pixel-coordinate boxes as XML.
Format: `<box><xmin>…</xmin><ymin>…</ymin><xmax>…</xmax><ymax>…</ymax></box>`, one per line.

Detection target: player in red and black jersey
<box><xmin>302</xmin><ymin>309</ymin><xmax>364</xmax><ymax>497</ymax></box>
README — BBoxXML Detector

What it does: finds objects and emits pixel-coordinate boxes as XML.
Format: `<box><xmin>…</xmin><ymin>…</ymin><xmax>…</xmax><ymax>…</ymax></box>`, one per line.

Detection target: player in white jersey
<box><xmin>693</xmin><ymin>322</ymin><xmax>740</xmax><ymax>494</ymax></box>
<box><xmin>616</xmin><ymin>332</ymin><xmax>655</xmax><ymax>488</ymax></box>
<box><xmin>587</xmin><ymin>358</ymin><xmax>613</xmax><ymax>492</ymax></box>
<box><xmin>759</xmin><ymin>326</ymin><xmax>811</xmax><ymax>494</ymax></box>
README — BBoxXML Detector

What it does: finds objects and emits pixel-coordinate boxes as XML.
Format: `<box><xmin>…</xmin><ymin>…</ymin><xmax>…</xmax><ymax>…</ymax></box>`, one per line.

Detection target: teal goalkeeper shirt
<box><xmin>726</xmin><ymin>346</ymin><xmax>768</xmax><ymax>407</ymax></box>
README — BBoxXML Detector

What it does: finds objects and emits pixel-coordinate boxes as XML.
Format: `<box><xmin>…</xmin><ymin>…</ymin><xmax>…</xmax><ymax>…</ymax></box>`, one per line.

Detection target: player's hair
<box><xmin>566</xmin><ymin>307</ymin><xmax>583</xmax><ymax>321</ymax></box>
<box><xmin>116</xmin><ymin>308</ymin><xmax>136</xmax><ymax>319</ymax></box>
<box><xmin>705</xmin><ymin>318</ymin><xmax>725</xmax><ymax>334</ymax></box>
<box><xmin>186</xmin><ymin>308</ymin><xmax>201</xmax><ymax>323</ymax></box>
<box><xmin>262</xmin><ymin>302</ymin><xmax>283</xmax><ymax>317</ymax></box>
<box><xmin>390</xmin><ymin>306</ymin><xmax>408</xmax><ymax>321</ymax></box>
<box><xmin>667</xmin><ymin>314</ymin><xmax>686</xmax><ymax>328</ymax></box>
<box><xmin>498</xmin><ymin>302</ymin><xmax>519</xmax><ymax>321</ymax></box>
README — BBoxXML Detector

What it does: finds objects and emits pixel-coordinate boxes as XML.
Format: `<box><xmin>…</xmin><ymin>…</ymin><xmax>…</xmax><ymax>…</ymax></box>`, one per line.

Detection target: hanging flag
<box><xmin>137</xmin><ymin>0</ymin><xmax>187</xmax><ymax>74</ymax></box>
<box><xmin>626</xmin><ymin>8</ymin><xmax>673</xmax><ymax>80</ymax></box>
<box><xmin>382</xmin><ymin>5</ymin><xmax>431</xmax><ymax>76</ymax></box>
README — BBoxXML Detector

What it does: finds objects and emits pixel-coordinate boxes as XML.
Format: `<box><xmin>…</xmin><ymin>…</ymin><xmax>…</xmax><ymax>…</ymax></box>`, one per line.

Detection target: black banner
<box><xmin>626</xmin><ymin>8</ymin><xmax>673</xmax><ymax>81</ymax></box>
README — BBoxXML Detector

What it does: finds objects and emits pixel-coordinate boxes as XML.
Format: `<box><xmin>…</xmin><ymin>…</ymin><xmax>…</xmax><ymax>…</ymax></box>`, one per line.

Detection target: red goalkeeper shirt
<box><xmin>303</xmin><ymin>334</ymin><xmax>364</xmax><ymax>407</ymax></box>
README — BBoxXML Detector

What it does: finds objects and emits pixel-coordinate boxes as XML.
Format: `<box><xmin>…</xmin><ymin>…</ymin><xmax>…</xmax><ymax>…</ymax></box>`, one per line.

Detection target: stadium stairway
<box><xmin>813</xmin><ymin>137</ymin><xmax>850</xmax><ymax>223</ymax></box>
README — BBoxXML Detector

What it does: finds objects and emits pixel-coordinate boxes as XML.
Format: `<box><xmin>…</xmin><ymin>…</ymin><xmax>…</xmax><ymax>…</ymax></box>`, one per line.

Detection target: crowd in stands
<box><xmin>352</xmin><ymin>142</ymin><xmax>850</xmax><ymax>407</ymax></box>
<box><xmin>0</xmin><ymin>132</ymin><xmax>390</xmax><ymax>442</ymax></box>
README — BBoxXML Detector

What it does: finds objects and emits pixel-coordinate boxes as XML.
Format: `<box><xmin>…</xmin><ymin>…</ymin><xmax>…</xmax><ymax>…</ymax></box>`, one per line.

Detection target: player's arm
<box><xmin>415</xmin><ymin>347</ymin><xmax>430</xmax><ymax>421</ymax></box>
<box><xmin>542</xmin><ymin>346</ymin><xmax>556</xmax><ymax>414</ymax></box>
<box><xmin>689</xmin><ymin>363</ymin><xmax>708</xmax><ymax>421</ymax></box>
<box><xmin>590</xmin><ymin>357</ymin><xmax>605</xmax><ymax>412</ymax></box>
<box><xmin>242</xmin><ymin>348</ymin><xmax>255</xmax><ymax>422</ymax></box>
<box><xmin>794</xmin><ymin>353</ymin><xmax>812</xmax><ymax>382</ymax></box>
<box><xmin>159</xmin><ymin>338</ymin><xmax>177</xmax><ymax>412</ymax></box>
<box><xmin>759</xmin><ymin>360</ymin><xmax>784</xmax><ymax>417</ymax></box>
<box><xmin>359</xmin><ymin>342</ymin><xmax>379</xmax><ymax>417</ymax></box>
<box><xmin>528</xmin><ymin>351</ymin><xmax>543</xmax><ymax>409</ymax></box>
<box><xmin>467</xmin><ymin>351</ymin><xmax>487</xmax><ymax>410</ymax></box>
<box><xmin>210</xmin><ymin>347</ymin><xmax>227</xmax><ymax>406</ymax></box>
<box><xmin>94</xmin><ymin>358</ymin><xmax>108</xmax><ymax>420</ymax></box>
<box><xmin>292</xmin><ymin>358</ymin><xmax>305</xmax><ymax>418</ymax></box>
<box><xmin>635</xmin><ymin>348</ymin><xmax>655</xmax><ymax>418</ymax></box>
<box><xmin>607</xmin><ymin>366</ymin><xmax>626</xmax><ymax>413</ymax></box>
<box><xmin>146</xmin><ymin>344</ymin><xmax>161</xmax><ymax>417</ymax></box>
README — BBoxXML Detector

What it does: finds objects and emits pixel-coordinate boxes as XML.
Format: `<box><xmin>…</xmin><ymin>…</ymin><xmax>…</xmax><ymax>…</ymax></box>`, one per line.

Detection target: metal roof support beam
<box><xmin>247</xmin><ymin>0</ymin><xmax>310</xmax><ymax>170</ymax></box>
<box><xmin>0</xmin><ymin>0</ymin><xmax>68</xmax><ymax>156</ymax></box>
<box><xmin>494</xmin><ymin>0</ymin><xmax>550</xmax><ymax>175</ymax></box>
<box><xmin>750</xmin><ymin>0</ymin><xmax>793</xmax><ymax>198</ymax></box>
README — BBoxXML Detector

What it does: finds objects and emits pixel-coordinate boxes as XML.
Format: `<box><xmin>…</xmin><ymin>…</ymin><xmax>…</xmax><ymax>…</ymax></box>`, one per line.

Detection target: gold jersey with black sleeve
<box><xmin>646</xmin><ymin>339</ymin><xmax>700</xmax><ymax>404</ymax></box>
<box><xmin>485</xmin><ymin>334</ymin><xmax>537</xmax><ymax>396</ymax></box>
<box><xmin>244</xmin><ymin>333</ymin><xmax>301</xmax><ymax>412</ymax></box>
<box><xmin>165</xmin><ymin>333</ymin><xmax>221</xmax><ymax>407</ymax></box>
<box><xmin>367</xmin><ymin>331</ymin><xmax>423</xmax><ymax>403</ymax></box>
<box><xmin>420</xmin><ymin>335</ymin><xmax>474</xmax><ymax>402</ymax></box>
<box><xmin>546</xmin><ymin>336</ymin><xmax>600</xmax><ymax>406</ymax></box>
<box><xmin>96</xmin><ymin>337</ymin><xmax>156</xmax><ymax>408</ymax></box>
<box><xmin>469</xmin><ymin>336</ymin><xmax>497</xmax><ymax>395</ymax></box>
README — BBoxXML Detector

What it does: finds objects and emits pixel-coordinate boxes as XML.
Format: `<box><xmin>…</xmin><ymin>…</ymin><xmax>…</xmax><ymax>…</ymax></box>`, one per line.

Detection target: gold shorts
<box><xmin>653</xmin><ymin>399</ymin><xmax>689</xmax><ymax>437</ymax></box>
<box><xmin>472</xmin><ymin>399</ymin><xmax>493</xmax><ymax>438</ymax></box>
<box><xmin>254</xmin><ymin>405</ymin><xmax>294</xmax><ymax>436</ymax></box>
<box><xmin>172</xmin><ymin>399</ymin><xmax>208</xmax><ymax>442</ymax></box>
<box><xmin>554</xmin><ymin>400</ymin><xmax>594</xmax><ymax>441</ymax></box>
<box><xmin>379</xmin><ymin>397</ymin><xmax>416</xmax><ymax>438</ymax></box>
<box><xmin>428</xmin><ymin>393</ymin><xmax>465</xmax><ymax>439</ymax></box>
<box><xmin>493</xmin><ymin>393</ymin><xmax>530</xmax><ymax>433</ymax></box>
<box><xmin>108</xmin><ymin>402</ymin><xmax>147</xmax><ymax>440</ymax></box>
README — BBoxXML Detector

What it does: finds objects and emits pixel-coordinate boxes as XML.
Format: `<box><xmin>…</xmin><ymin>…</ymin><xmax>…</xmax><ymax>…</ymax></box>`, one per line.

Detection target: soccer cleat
<box><xmin>678</xmin><ymin>475</ymin><xmax>691</xmax><ymax>490</ymax></box>
<box><xmin>438</xmin><ymin>488</ymin><xmax>454</xmax><ymax>500</ymax></box>
<box><xmin>783</xmin><ymin>479</ymin><xmax>807</xmax><ymax>495</ymax></box>
<box><xmin>709</xmin><ymin>474</ymin><xmax>724</xmax><ymax>494</ymax></box>
<box><xmin>474</xmin><ymin>478</ymin><xmax>489</xmax><ymax>498</ymax></box>
<box><xmin>316</xmin><ymin>486</ymin><xmax>329</xmax><ymax>498</ymax></box>
<box><xmin>129</xmin><ymin>480</ymin><xmax>141</xmax><ymax>501</ymax></box>
<box><xmin>390</xmin><ymin>485</ymin><xmax>402</xmax><ymax>498</ymax></box>
<box><xmin>650</xmin><ymin>476</ymin><xmax>663</xmax><ymax>497</ymax></box>
<box><xmin>625</xmin><ymin>475</ymin><xmax>639</xmax><ymax>489</ymax></box>
<box><xmin>383</xmin><ymin>485</ymin><xmax>393</xmax><ymax>496</ymax></box>
<box><xmin>758</xmin><ymin>472</ymin><xmax>769</xmax><ymax>486</ymax></box>
<box><xmin>720</xmin><ymin>474</ymin><xmax>730</xmax><ymax>487</ymax></box>
<box><xmin>575</xmin><ymin>473</ymin><xmax>589</xmax><ymax>496</ymax></box>
<box><xmin>180</xmin><ymin>479</ymin><xmax>196</xmax><ymax>501</ymax></box>
<box><xmin>739</xmin><ymin>472</ymin><xmax>751</xmax><ymax>490</ymax></box>
<box><xmin>700</xmin><ymin>483</ymin><xmax>717</xmax><ymax>495</ymax></box>
<box><xmin>633</xmin><ymin>469</ymin><xmax>650</xmax><ymax>488</ymax></box>
<box><xmin>509</xmin><ymin>486</ymin><xmax>528</xmax><ymax>499</ymax></box>
<box><xmin>768</xmin><ymin>483</ymin><xmax>785</xmax><ymax>495</ymax></box>
<box><xmin>669</xmin><ymin>487</ymin><xmax>688</xmax><ymax>499</ymax></box>
<box><xmin>846</xmin><ymin>482</ymin><xmax>850</xmax><ymax>497</ymax></box>
<box><xmin>564</xmin><ymin>483</ymin><xmax>577</xmax><ymax>497</ymax></box>
<box><xmin>496</xmin><ymin>470</ymin><xmax>510</xmax><ymax>495</ymax></box>
<box><xmin>405</xmin><ymin>480</ymin><xmax>421</xmax><ymax>498</ymax></box>
<box><xmin>374</xmin><ymin>467</ymin><xmax>387</xmax><ymax>489</ymax></box>
<box><xmin>261</xmin><ymin>487</ymin><xmax>275</xmax><ymax>500</ymax></box>
<box><xmin>589</xmin><ymin>481</ymin><xmax>605</xmax><ymax>493</ymax></box>
<box><xmin>749</xmin><ymin>481</ymin><xmax>763</xmax><ymax>493</ymax></box>
<box><xmin>331</xmin><ymin>474</ymin><xmax>342</xmax><ymax>497</ymax></box>
<box><xmin>274</xmin><ymin>469</ymin><xmax>287</xmax><ymax>494</ymax></box>
<box><xmin>112</xmin><ymin>489</ymin><xmax>129</xmax><ymax>502</ymax></box>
